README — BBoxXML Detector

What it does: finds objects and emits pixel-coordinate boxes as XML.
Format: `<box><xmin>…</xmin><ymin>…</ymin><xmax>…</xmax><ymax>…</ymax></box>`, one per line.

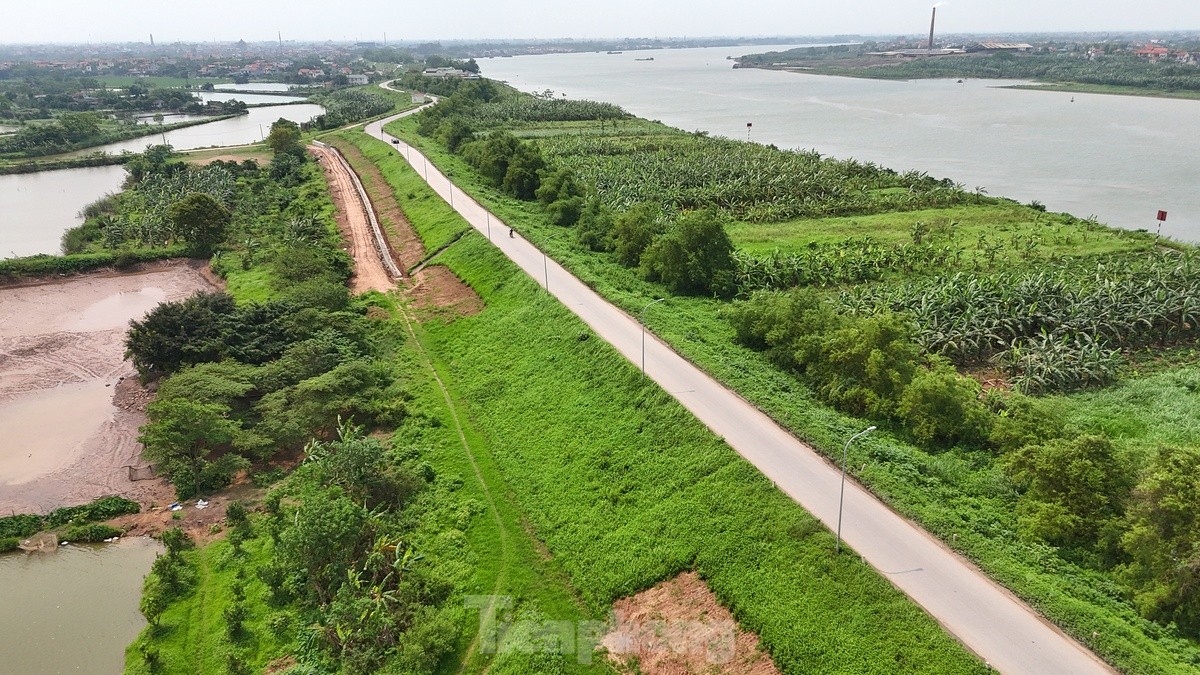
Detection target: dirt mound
<box><xmin>407</xmin><ymin>265</ymin><xmax>483</xmax><ymax>319</ymax></box>
<box><xmin>602</xmin><ymin>572</ymin><xmax>780</xmax><ymax>675</ymax></box>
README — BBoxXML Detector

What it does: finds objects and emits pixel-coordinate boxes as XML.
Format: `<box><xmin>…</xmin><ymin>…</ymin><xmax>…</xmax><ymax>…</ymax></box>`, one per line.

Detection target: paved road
<box><xmin>363</xmin><ymin>112</ymin><xmax>1114</xmax><ymax>675</ymax></box>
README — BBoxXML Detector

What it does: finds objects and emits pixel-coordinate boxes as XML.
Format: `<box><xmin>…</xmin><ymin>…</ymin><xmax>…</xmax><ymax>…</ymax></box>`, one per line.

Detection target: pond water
<box><xmin>0</xmin><ymin>165</ymin><xmax>127</xmax><ymax>258</ymax></box>
<box><xmin>215</xmin><ymin>82</ymin><xmax>295</xmax><ymax>92</ymax></box>
<box><xmin>0</xmin><ymin>537</ymin><xmax>161</xmax><ymax>675</ymax></box>
<box><xmin>86</xmin><ymin>103</ymin><xmax>324</xmax><ymax>155</ymax></box>
<box><xmin>482</xmin><ymin>45</ymin><xmax>1200</xmax><ymax>242</ymax></box>
<box><xmin>197</xmin><ymin>91</ymin><xmax>307</xmax><ymax>105</ymax></box>
<box><xmin>0</xmin><ymin>103</ymin><xmax>323</xmax><ymax>258</ymax></box>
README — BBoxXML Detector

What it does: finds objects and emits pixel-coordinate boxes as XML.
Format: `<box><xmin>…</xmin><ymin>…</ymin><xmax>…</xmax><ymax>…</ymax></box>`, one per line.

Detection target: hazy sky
<box><xmin>2</xmin><ymin>0</ymin><xmax>1198</xmax><ymax>44</ymax></box>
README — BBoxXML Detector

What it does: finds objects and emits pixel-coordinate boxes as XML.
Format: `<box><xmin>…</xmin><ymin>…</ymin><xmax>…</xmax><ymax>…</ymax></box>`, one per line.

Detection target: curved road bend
<box><xmin>363</xmin><ymin>109</ymin><xmax>1113</xmax><ymax>674</ymax></box>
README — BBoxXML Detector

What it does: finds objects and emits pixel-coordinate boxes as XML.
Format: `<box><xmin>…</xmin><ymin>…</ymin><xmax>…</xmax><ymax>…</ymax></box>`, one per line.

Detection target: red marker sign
<box><xmin>1157</xmin><ymin>210</ymin><xmax>1168</xmax><ymax>222</ymax></box>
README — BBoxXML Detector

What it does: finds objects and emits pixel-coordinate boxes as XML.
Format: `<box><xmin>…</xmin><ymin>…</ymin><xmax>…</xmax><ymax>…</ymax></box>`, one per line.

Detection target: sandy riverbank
<box><xmin>0</xmin><ymin>262</ymin><xmax>216</xmax><ymax>514</ymax></box>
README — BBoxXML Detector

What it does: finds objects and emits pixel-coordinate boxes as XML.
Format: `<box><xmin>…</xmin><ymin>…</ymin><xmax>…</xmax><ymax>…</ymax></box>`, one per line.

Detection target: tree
<box><xmin>123</xmin><ymin>144</ymin><xmax>176</xmax><ymax>184</ymax></box>
<box><xmin>1121</xmin><ymin>446</ymin><xmax>1200</xmax><ymax>636</ymax></box>
<box><xmin>575</xmin><ymin>198</ymin><xmax>614</xmax><ymax>252</ymax></box>
<box><xmin>640</xmin><ymin>208</ymin><xmax>736</xmax><ymax>297</ymax></box>
<box><xmin>140</xmin><ymin>398</ymin><xmax>241</xmax><ymax>498</ymax></box>
<box><xmin>1006</xmin><ymin>435</ymin><xmax>1132</xmax><ymax>554</ymax></box>
<box><xmin>125</xmin><ymin>291</ymin><xmax>238</xmax><ymax>380</ymax></box>
<box><xmin>612</xmin><ymin>201</ymin><xmax>664</xmax><ymax>267</ymax></box>
<box><xmin>810</xmin><ymin>312</ymin><xmax>921</xmax><ymax>418</ymax></box>
<box><xmin>266</xmin><ymin>117</ymin><xmax>303</xmax><ymax>158</ymax></box>
<box><xmin>897</xmin><ymin>362</ymin><xmax>992</xmax><ymax>448</ymax></box>
<box><xmin>168</xmin><ymin>192</ymin><xmax>231</xmax><ymax>255</ymax></box>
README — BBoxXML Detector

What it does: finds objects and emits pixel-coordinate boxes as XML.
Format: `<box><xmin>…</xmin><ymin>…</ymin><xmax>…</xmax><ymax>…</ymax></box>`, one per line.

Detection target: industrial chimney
<box><xmin>928</xmin><ymin>7</ymin><xmax>937</xmax><ymax>51</ymax></box>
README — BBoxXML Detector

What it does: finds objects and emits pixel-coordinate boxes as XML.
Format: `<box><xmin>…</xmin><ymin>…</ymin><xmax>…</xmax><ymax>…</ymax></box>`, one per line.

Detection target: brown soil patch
<box><xmin>311</xmin><ymin>144</ymin><xmax>397</xmax><ymax>294</ymax></box>
<box><xmin>187</xmin><ymin>151</ymin><xmax>271</xmax><ymax>166</ymax></box>
<box><xmin>0</xmin><ymin>262</ymin><xmax>217</xmax><ymax>515</ymax></box>
<box><xmin>324</xmin><ymin>136</ymin><xmax>427</xmax><ymax>273</ymax></box>
<box><xmin>602</xmin><ymin>572</ymin><xmax>781</xmax><ymax>675</ymax></box>
<box><xmin>109</xmin><ymin>479</ymin><xmax>267</xmax><ymax>545</ymax></box>
<box><xmin>406</xmin><ymin>265</ymin><xmax>483</xmax><ymax>319</ymax></box>
<box><xmin>965</xmin><ymin>367</ymin><xmax>1013</xmax><ymax>392</ymax></box>
<box><xmin>313</xmin><ymin>138</ymin><xmax>484</xmax><ymax>318</ymax></box>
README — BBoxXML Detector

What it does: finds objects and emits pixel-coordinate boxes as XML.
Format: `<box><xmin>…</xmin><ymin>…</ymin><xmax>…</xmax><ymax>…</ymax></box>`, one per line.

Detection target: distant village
<box><xmin>0</xmin><ymin>39</ymin><xmax>481</xmax><ymax>87</ymax></box>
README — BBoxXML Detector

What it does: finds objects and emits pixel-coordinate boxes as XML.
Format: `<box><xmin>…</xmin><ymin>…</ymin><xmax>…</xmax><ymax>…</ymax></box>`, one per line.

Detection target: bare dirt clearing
<box><xmin>602</xmin><ymin>571</ymin><xmax>781</xmax><ymax>675</ymax></box>
<box><xmin>311</xmin><ymin>144</ymin><xmax>397</xmax><ymax>294</ymax></box>
<box><xmin>408</xmin><ymin>265</ymin><xmax>484</xmax><ymax>319</ymax></box>
<box><xmin>323</xmin><ymin>136</ymin><xmax>426</xmax><ymax>273</ymax></box>
<box><xmin>314</xmin><ymin>138</ymin><xmax>483</xmax><ymax>316</ymax></box>
<box><xmin>0</xmin><ymin>262</ymin><xmax>216</xmax><ymax>514</ymax></box>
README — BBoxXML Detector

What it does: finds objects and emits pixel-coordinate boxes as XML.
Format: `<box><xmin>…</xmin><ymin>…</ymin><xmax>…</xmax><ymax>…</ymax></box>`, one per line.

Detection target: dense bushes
<box><xmin>641</xmin><ymin>208</ymin><xmax>736</xmax><ymax>297</ymax></box>
<box><xmin>0</xmin><ymin>495</ymin><xmax>139</xmax><ymax>543</ymax></box>
<box><xmin>308</xmin><ymin>89</ymin><xmax>395</xmax><ymax>129</ymax></box>
<box><xmin>1121</xmin><ymin>446</ymin><xmax>1200</xmax><ymax>635</ymax></box>
<box><xmin>728</xmin><ymin>288</ymin><xmax>989</xmax><ymax>447</ymax></box>
<box><xmin>128</xmin><ymin>296</ymin><xmax>403</xmax><ymax>497</ymax></box>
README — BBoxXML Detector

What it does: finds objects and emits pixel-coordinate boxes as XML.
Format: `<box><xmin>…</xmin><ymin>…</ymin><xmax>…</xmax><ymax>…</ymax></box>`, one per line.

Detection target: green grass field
<box><xmin>728</xmin><ymin>203</ymin><xmax>1148</xmax><ymax>261</ymax></box>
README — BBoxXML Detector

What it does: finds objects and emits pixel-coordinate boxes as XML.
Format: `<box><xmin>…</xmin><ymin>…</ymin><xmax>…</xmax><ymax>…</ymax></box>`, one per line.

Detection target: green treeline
<box><xmin>739</xmin><ymin>46</ymin><xmax>1200</xmax><ymax>94</ymax></box>
<box><xmin>306</xmin><ymin>89</ymin><xmax>395</xmax><ymax>130</ymax></box>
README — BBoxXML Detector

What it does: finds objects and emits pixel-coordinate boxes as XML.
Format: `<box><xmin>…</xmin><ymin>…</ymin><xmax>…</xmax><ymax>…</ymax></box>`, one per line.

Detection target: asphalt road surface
<box><xmin>364</xmin><ymin>109</ymin><xmax>1114</xmax><ymax>675</ymax></box>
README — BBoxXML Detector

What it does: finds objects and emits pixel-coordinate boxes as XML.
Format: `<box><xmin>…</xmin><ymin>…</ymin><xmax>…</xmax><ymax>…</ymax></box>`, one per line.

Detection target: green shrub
<box><xmin>63</xmin><ymin>524</ymin><xmax>123</xmax><ymax>542</ymax></box>
<box><xmin>640</xmin><ymin>208</ymin><xmax>736</xmax><ymax>297</ymax></box>
<box><xmin>0</xmin><ymin>537</ymin><xmax>18</xmax><ymax>552</ymax></box>
<box><xmin>1006</xmin><ymin>435</ymin><xmax>1131</xmax><ymax>554</ymax></box>
<box><xmin>898</xmin><ymin>363</ymin><xmax>992</xmax><ymax>448</ymax></box>
<box><xmin>1121</xmin><ymin>445</ymin><xmax>1200</xmax><ymax>637</ymax></box>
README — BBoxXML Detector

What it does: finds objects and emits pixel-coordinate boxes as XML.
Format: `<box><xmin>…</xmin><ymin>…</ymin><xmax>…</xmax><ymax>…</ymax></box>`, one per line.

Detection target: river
<box><xmin>481</xmin><ymin>45</ymin><xmax>1200</xmax><ymax>242</ymax></box>
<box><xmin>0</xmin><ymin>537</ymin><xmax>161</xmax><ymax>674</ymax></box>
<box><xmin>0</xmin><ymin>103</ymin><xmax>323</xmax><ymax>258</ymax></box>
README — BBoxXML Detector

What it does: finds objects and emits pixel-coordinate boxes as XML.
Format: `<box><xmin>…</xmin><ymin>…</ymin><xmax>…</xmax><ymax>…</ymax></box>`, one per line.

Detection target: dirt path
<box><xmin>311</xmin><ymin>144</ymin><xmax>397</xmax><ymax>294</ymax></box>
<box><xmin>322</xmin><ymin>137</ymin><xmax>427</xmax><ymax>274</ymax></box>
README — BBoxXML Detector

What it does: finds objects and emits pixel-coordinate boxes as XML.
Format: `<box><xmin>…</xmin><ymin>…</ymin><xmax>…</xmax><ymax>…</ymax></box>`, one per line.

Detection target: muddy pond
<box><xmin>0</xmin><ymin>537</ymin><xmax>162</xmax><ymax>674</ymax></box>
<box><xmin>0</xmin><ymin>263</ymin><xmax>216</xmax><ymax>514</ymax></box>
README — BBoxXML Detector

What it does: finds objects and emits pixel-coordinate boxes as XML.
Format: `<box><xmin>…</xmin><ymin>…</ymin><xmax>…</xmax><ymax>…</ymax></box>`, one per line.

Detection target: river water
<box><xmin>482</xmin><ymin>46</ymin><xmax>1200</xmax><ymax>242</ymax></box>
<box><xmin>0</xmin><ymin>537</ymin><xmax>161</xmax><ymax>674</ymax></box>
<box><xmin>0</xmin><ymin>103</ymin><xmax>323</xmax><ymax>258</ymax></box>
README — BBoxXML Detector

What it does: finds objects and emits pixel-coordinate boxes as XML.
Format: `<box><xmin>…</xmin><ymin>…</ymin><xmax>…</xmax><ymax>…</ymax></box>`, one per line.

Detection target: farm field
<box><xmin>378</xmin><ymin>77</ymin><xmax>1200</xmax><ymax>673</ymax></box>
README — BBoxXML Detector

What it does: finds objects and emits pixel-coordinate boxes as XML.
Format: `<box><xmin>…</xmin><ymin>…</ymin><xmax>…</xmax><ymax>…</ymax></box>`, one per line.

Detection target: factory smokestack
<box><xmin>928</xmin><ymin>7</ymin><xmax>936</xmax><ymax>51</ymax></box>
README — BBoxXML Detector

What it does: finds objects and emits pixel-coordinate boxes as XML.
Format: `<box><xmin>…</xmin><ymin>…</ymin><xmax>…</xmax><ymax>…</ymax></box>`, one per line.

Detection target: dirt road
<box><xmin>311</xmin><ymin>143</ymin><xmax>397</xmax><ymax>294</ymax></box>
<box><xmin>365</xmin><ymin>111</ymin><xmax>1114</xmax><ymax>674</ymax></box>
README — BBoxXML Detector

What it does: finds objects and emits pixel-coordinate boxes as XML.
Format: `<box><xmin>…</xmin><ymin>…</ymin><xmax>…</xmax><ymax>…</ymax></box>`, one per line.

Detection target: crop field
<box><xmin>381</xmin><ymin>82</ymin><xmax>1200</xmax><ymax>672</ymax></box>
<box><xmin>727</xmin><ymin>203</ymin><xmax>1146</xmax><ymax>258</ymax></box>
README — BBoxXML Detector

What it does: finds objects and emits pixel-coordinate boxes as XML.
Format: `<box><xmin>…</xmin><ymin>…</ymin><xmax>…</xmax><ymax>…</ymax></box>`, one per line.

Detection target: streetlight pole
<box><xmin>836</xmin><ymin>425</ymin><xmax>876</xmax><ymax>554</ymax></box>
<box><xmin>639</xmin><ymin>298</ymin><xmax>665</xmax><ymax>376</ymax></box>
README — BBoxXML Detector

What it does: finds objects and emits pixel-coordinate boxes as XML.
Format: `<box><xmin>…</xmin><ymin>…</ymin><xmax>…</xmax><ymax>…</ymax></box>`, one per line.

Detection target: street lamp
<box><xmin>836</xmin><ymin>425</ymin><xmax>876</xmax><ymax>554</ymax></box>
<box><xmin>639</xmin><ymin>298</ymin><xmax>665</xmax><ymax>376</ymax></box>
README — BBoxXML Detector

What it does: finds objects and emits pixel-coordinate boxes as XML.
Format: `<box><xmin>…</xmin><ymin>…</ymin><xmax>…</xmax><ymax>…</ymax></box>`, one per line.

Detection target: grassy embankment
<box><xmin>333</xmin><ymin>126</ymin><xmax>988</xmax><ymax>673</ymax></box>
<box><xmin>378</xmin><ymin>111</ymin><xmax>1200</xmax><ymax>673</ymax></box>
<box><xmin>127</xmin><ymin>125</ymin><xmax>987</xmax><ymax>673</ymax></box>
